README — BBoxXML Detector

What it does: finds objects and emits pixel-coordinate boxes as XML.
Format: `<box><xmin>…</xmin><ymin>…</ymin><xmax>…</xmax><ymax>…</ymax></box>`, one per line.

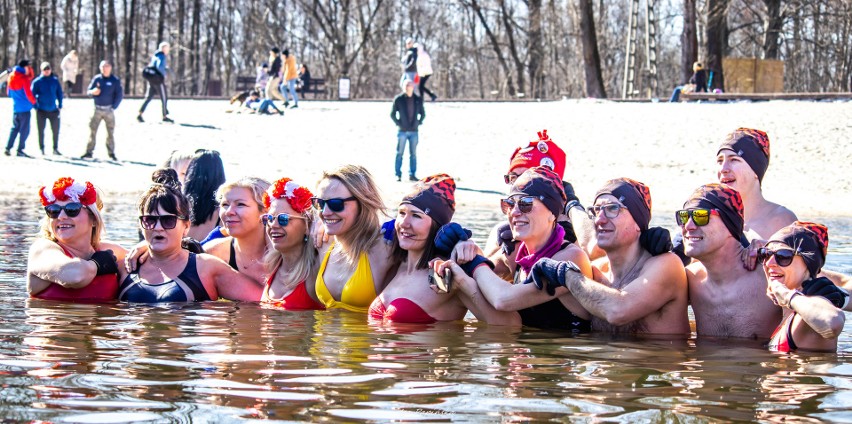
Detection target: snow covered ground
<box><xmin>1</xmin><ymin>97</ymin><xmax>850</xmax><ymax>217</ymax></box>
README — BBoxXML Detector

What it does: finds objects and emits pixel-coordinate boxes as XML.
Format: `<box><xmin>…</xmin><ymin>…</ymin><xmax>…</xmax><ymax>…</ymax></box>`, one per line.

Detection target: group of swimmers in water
<box><xmin>26</xmin><ymin>128</ymin><xmax>850</xmax><ymax>353</ymax></box>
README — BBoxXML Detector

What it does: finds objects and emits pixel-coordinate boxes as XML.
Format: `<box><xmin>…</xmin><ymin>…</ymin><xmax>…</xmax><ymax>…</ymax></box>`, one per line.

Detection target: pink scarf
<box><xmin>515</xmin><ymin>225</ymin><xmax>565</xmax><ymax>273</ymax></box>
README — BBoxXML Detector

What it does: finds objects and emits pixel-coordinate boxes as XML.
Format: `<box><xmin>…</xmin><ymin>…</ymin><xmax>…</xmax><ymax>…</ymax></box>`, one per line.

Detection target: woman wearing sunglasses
<box><xmin>202</xmin><ymin>177</ymin><xmax>270</xmax><ymax>285</ymax></box>
<box><xmin>436</xmin><ymin>167</ymin><xmax>593</xmax><ymax>331</ymax></box>
<box><xmin>763</xmin><ymin>222</ymin><xmax>846</xmax><ymax>352</ymax></box>
<box><xmin>118</xmin><ymin>169</ymin><xmax>262</xmax><ymax>303</ymax></box>
<box><xmin>28</xmin><ymin>177</ymin><xmax>125</xmax><ymax>302</ymax></box>
<box><xmin>260</xmin><ymin>177</ymin><xmax>324</xmax><ymax>309</ymax></box>
<box><xmin>369</xmin><ymin>174</ymin><xmax>470</xmax><ymax>323</ymax></box>
<box><xmin>313</xmin><ymin>165</ymin><xmax>395</xmax><ymax>313</ymax></box>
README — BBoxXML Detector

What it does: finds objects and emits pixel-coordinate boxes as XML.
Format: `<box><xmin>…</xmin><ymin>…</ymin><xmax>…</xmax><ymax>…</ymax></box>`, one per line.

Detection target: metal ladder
<box><xmin>622</xmin><ymin>0</ymin><xmax>658</xmax><ymax>99</ymax></box>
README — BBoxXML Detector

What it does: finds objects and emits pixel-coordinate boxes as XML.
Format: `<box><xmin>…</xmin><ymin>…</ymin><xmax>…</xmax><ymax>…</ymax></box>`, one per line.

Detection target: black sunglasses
<box><xmin>675</xmin><ymin>208</ymin><xmax>719</xmax><ymax>227</ymax></box>
<box><xmin>500</xmin><ymin>195</ymin><xmax>539</xmax><ymax>215</ymax></box>
<box><xmin>503</xmin><ymin>172</ymin><xmax>521</xmax><ymax>185</ymax></box>
<box><xmin>758</xmin><ymin>247</ymin><xmax>797</xmax><ymax>267</ymax></box>
<box><xmin>139</xmin><ymin>214</ymin><xmax>186</xmax><ymax>230</ymax></box>
<box><xmin>311</xmin><ymin>196</ymin><xmax>356</xmax><ymax>213</ymax></box>
<box><xmin>45</xmin><ymin>202</ymin><xmax>83</xmax><ymax>219</ymax></box>
<box><xmin>261</xmin><ymin>213</ymin><xmax>306</xmax><ymax>227</ymax></box>
<box><xmin>586</xmin><ymin>204</ymin><xmax>627</xmax><ymax>220</ymax></box>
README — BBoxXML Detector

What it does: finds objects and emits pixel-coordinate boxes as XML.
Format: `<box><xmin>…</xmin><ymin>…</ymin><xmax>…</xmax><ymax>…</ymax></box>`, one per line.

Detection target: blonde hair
<box><xmin>163</xmin><ymin>150</ymin><xmax>194</xmax><ymax>170</ymax></box>
<box><xmin>39</xmin><ymin>188</ymin><xmax>106</xmax><ymax>250</ymax></box>
<box><xmin>319</xmin><ymin>165</ymin><xmax>385</xmax><ymax>265</ymax></box>
<box><xmin>263</xmin><ymin>207</ymin><xmax>319</xmax><ymax>292</ymax></box>
<box><xmin>216</xmin><ymin>176</ymin><xmax>271</xmax><ymax>211</ymax></box>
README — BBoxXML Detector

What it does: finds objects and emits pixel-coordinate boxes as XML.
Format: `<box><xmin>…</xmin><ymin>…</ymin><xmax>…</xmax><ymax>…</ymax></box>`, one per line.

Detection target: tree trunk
<box><xmin>762</xmin><ymin>0</ymin><xmax>783</xmax><ymax>59</ymax></box>
<box><xmin>177</xmin><ymin>0</ymin><xmax>185</xmax><ymax>94</ymax></box>
<box><xmin>706</xmin><ymin>0</ymin><xmax>728</xmax><ymax>91</ymax></box>
<box><xmin>157</xmin><ymin>0</ymin><xmax>167</xmax><ymax>43</ymax></box>
<box><xmin>681</xmin><ymin>0</ymin><xmax>698</xmax><ymax>83</ymax></box>
<box><xmin>578</xmin><ymin>0</ymin><xmax>606</xmax><ymax>98</ymax></box>
<box><xmin>466</xmin><ymin>0</ymin><xmax>516</xmax><ymax>96</ymax></box>
<box><xmin>527</xmin><ymin>0</ymin><xmax>544</xmax><ymax>98</ymax></box>
<box><xmin>499</xmin><ymin>0</ymin><xmax>526</xmax><ymax>96</ymax></box>
<box><xmin>191</xmin><ymin>0</ymin><xmax>201</xmax><ymax>94</ymax></box>
<box><xmin>106</xmin><ymin>0</ymin><xmax>117</xmax><ymax>63</ymax></box>
<box><xmin>123</xmin><ymin>0</ymin><xmax>136</xmax><ymax>92</ymax></box>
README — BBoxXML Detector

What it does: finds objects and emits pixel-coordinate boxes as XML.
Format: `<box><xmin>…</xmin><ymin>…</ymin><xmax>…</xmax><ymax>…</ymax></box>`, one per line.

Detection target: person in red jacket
<box><xmin>5</xmin><ymin>60</ymin><xmax>36</xmax><ymax>157</ymax></box>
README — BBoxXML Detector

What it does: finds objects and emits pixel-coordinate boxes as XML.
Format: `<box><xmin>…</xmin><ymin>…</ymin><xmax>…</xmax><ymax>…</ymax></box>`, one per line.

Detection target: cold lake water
<box><xmin>0</xmin><ymin>196</ymin><xmax>850</xmax><ymax>422</ymax></box>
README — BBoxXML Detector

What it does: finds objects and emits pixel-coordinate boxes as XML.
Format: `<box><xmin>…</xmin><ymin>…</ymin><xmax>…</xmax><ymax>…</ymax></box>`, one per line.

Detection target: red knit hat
<box><xmin>508</xmin><ymin>129</ymin><xmax>567</xmax><ymax>179</ymax></box>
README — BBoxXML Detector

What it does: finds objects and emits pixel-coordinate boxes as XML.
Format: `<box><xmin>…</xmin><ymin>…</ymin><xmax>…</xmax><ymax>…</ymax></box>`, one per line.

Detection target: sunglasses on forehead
<box><xmin>139</xmin><ymin>214</ymin><xmax>186</xmax><ymax>230</ymax></box>
<box><xmin>261</xmin><ymin>213</ymin><xmax>306</xmax><ymax>227</ymax></box>
<box><xmin>500</xmin><ymin>195</ymin><xmax>540</xmax><ymax>215</ymax></box>
<box><xmin>44</xmin><ymin>202</ymin><xmax>84</xmax><ymax>219</ymax></box>
<box><xmin>503</xmin><ymin>172</ymin><xmax>521</xmax><ymax>185</ymax></box>
<box><xmin>675</xmin><ymin>208</ymin><xmax>720</xmax><ymax>227</ymax></box>
<box><xmin>310</xmin><ymin>196</ymin><xmax>356</xmax><ymax>213</ymax></box>
<box><xmin>757</xmin><ymin>247</ymin><xmax>797</xmax><ymax>267</ymax></box>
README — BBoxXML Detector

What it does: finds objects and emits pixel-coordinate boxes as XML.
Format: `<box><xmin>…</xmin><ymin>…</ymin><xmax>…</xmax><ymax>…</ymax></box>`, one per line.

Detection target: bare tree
<box><xmin>579</xmin><ymin>0</ymin><xmax>606</xmax><ymax>98</ymax></box>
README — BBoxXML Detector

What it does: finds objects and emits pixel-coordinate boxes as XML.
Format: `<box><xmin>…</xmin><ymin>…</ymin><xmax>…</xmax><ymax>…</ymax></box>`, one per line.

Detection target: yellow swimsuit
<box><xmin>315</xmin><ymin>242</ymin><xmax>378</xmax><ymax>313</ymax></box>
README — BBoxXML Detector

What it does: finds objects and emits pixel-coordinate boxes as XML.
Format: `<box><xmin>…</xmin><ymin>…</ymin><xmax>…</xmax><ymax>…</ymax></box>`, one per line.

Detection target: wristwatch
<box><xmin>565</xmin><ymin>200</ymin><xmax>584</xmax><ymax>215</ymax></box>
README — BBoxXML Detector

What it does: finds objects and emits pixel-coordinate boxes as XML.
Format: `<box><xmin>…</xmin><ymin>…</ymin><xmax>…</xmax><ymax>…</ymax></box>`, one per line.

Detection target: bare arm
<box><xmin>770</xmin><ymin>281</ymin><xmax>845</xmax><ymax>339</ymax></box>
<box><xmin>437</xmin><ymin>261</ymin><xmax>520</xmax><ymax>326</ymax></box>
<box><xmin>200</xmin><ymin>254</ymin><xmax>263</xmax><ymax>302</ymax></box>
<box><xmin>565</xmin><ymin>253</ymin><xmax>685</xmax><ymax>326</ymax></box>
<box><xmin>27</xmin><ymin>239</ymin><xmax>98</xmax><ymax>293</ymax></box>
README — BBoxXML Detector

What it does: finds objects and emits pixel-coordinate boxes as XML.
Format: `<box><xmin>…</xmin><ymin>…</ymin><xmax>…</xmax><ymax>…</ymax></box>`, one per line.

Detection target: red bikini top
<box><xmin>369</xmin><ymin>296</ymin><xmax>437</xmax><ymax>324</ymax></box>
<box><xmin>34</xmin><ymin>246</ymin><xmax>119</xmax><ymax>302</ymax></box>
<box><xmin>262</xmin><ymin>265</ymin><xmax>325</xmax><ymax>310</ymax></box>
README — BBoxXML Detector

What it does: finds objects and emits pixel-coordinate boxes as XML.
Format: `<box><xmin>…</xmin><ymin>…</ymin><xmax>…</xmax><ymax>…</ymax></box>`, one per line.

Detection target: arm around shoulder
<box><xmin>197</xmin><ymin>253</ymin><xmax>263</xmax><ymax>302</ymax></box>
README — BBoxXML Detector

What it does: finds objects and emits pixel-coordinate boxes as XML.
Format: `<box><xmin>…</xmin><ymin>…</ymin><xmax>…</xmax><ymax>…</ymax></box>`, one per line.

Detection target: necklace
<box><xmin>612</xmin><ymin>253</ymin><xmax>645</xmax><ymax>289</ymax></box>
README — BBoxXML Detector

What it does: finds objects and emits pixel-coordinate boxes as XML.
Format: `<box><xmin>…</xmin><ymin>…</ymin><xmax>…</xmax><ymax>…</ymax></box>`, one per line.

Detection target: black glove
<box><xmin>670</xmin><ymin>232</ymin><xmax>692</xmax><ymax>266</ymax></box>
<box><xmin>90</xmin><ymin>250</ymin><xmax>119</xmax><ymax>276</ymax></box>
<box><xmin>802</xmin><ymin>277</ymin><xmax>850</xmax><ymax>309</ymax></box>
<box><xmin>434</xmin><ymin>222</ymin><xmax>472</xmax><ymax>257</ymax></box>
<box><xmin>381</xmin><ymin>219</ymin><xmax>396</xmax><ymax>243</ymax></box>
<box><xmin>459</xmin><ymin>255</ymin><xmax>494</xmax><ymax>277</ymax></box>
<box><xmin>524</xmin><ymin>257</ymin><xmax>580</xmax><ymax>296</ymax></box>
<box><xmin>181</xmin><ymin>237</ymin><xmax>204</xmax><ymax>254</ymax></box>
<box><xmin>562</xmin><ymin>181</ymin><xmax>580</xmax><ymax>204</ymax></box>
<box><xmin>495</xmin><ymin>222</ymin><xmax>516</xmax><ymax>256</ymax></box>
<box><xmin>557</xmin><ymin>221</ymin><xmax>578</xmax><ymax>244</ymax></box>
<box><xmin>639</xmin><ymin>227</ymin><xmax>673</xmax><ymax>256</ymax></box>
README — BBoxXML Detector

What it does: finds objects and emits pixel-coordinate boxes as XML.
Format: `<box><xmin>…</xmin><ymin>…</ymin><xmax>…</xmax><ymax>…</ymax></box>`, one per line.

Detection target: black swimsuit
<box><xmin>513</xmin><ymin>243</ymin><xmax>591</xmax><ymax>333</ymax></box>
<box><xmin>119</xmin><ymin>253</ymin><xmax>211</xmax><ymax>302</ymax></box>
<box><xmin>228</xmin><ymin>239</ymin><xmax>239</xmax><ymax>270</ymax></box>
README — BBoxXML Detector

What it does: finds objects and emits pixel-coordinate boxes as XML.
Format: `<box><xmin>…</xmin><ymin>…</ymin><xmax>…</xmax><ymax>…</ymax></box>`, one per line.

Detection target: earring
<box><xmin>303</xmin><ymin>235</ymin><xmax>309</xmax><ymax>243</ymax></box>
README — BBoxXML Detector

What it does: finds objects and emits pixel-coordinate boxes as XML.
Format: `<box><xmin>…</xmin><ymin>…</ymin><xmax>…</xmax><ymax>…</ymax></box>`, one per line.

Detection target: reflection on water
<box><xmin>0</xmin><ymin>195</ymin><xmax>850</xmax><ymax>421</ymax></box>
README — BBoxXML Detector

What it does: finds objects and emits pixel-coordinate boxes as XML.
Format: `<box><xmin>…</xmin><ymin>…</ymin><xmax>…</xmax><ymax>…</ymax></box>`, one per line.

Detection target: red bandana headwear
<box><xmin>508</xmin><ymin>129</ymin><xmax>567</xmax><ymax>179</ymax></box>
<box><xmin>262</xmin><ymin>177</ymin><xmax>313</xmax><ymax>214</ymax></box>
<box><xmin>595</xmin><ymin>178</ymin><xmax>652</xmax><ymax>231</ymax></box>
<box><xmin>39</xmin><ymin>177</ymin><xmax>98</xmax><ymax>206</ymax></box>
<box><xmin>401</xmin><ymin>174</ymin><xmax>456</xmax><ymax>227</ymax></box>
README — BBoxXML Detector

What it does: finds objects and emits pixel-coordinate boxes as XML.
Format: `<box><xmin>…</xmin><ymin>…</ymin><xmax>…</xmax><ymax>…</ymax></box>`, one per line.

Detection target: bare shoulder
<box><xmin>29</xmin><ymin>238</ymin><xmax>58</xmax><ymax>256</ymax></box>
<box><xmin>195</xmin><ymin>252</ymin><xmax>232</xmax><ymax>272</ymax></box>
<box><xmin>98</xmin><ymin>241</ymin><xmax>128</xmax><ymax>261</ymax></box>
<box><xmin>644</xmin><ymin>253</ymin><xmax>687</xmax><ymax>282</ymax></box>
<box><xmin>769</xmin><ymin>203</ymin><xmax>797</xmax><ymax>226</ymax></box>
<box><xmin>684</xmin><ymin>261</ymin><xmax>707</xmax><ymax>283</ymax></box>
<box><xmin>202</xmin><ymin>236</ymin><xmax>232</xmax><ymax>258</ymax></box>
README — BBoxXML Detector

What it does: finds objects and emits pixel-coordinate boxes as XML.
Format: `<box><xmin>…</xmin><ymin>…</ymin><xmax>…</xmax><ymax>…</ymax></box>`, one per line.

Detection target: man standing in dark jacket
<box><xmin>31</xmin><ymin>62</ymin><xmax>64</xmax><ymax>155</ymax></box>
<box><xmin>81</xmin><ymin>60</ymin><xmax>123</xmax><ymax>161</ymax></box>
<box><xmin>390</xmin><ymin>80</ymin><xmax>425</xmax><ymax>182</ymax></box>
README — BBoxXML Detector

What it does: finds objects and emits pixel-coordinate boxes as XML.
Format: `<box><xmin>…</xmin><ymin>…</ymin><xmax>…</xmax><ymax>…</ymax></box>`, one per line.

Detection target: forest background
<box><xmin>2</xmin><ymin>0</ymin><xmax>851</xmax><ymax>99</ymax></box>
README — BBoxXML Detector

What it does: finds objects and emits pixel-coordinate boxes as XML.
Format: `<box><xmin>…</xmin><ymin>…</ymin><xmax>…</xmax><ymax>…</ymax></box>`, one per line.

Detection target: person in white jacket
<box><xmin>416</xmin><ymin>44</ymin><xmax>437</xmax><ymax>102</ymax></box>
<box><xmin>60</xmin><ymin>50</ymin><xmax>78</xmax><ymax>94</ymax></box>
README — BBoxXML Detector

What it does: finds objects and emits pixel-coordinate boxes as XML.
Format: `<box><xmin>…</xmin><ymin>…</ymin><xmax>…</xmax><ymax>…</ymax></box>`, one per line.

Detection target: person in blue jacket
<box><xmin>138</xmin><ymin>42</ymin><xmax>172</xmax><ymax>123</ymax></box>
<box><xmin>81</xmin><ymin>60</ymin><xmax>123</xmax><ymax>161</ymax></box>
<box><xmin>31</xmin><ymin>62</ymin><xmax>64</xmax><ymax>155</ymax></box>
<box><xmin>5</xmin><ymin>60</ymin><xmax>36</xmax><ymax>158</ymax></box>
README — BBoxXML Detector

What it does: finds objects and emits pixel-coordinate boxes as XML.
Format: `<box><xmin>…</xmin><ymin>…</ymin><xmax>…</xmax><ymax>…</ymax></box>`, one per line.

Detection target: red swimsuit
<box><xmin>34</xmin><ymin>246</ymin><xmax>119</xmax><ymax>302</ymax></box>
<box><xmin>262</xmin><ymin>266</ymin><xmax>325</xmax><ymax>310</ymax></box>
<box><xmin>369</xmin><ymin>297</ymin><xmax>437</xmax><ymax>324</ymax></box>
<box><xmin>767</xmin><ymin>313</ymin><xmax>798</xmax><ymax>352</ymax></box>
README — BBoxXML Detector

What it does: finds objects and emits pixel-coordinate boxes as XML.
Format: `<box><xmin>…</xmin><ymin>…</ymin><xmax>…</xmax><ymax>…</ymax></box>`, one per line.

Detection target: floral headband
<box><xmin>262</xmin><ymin>177</ymin><xmax>313</xmax><ymax>214</ymax></box>
<box><xmin>39</xmin><ymin>177</ymin><xmax>98</xmax><ymax>206</ymax></box>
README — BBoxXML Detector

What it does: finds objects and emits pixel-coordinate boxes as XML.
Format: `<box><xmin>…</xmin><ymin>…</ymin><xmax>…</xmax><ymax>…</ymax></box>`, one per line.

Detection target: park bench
<box><xmin>301</xmin><ymin>77</ymin><xmax>327</xmax><ymax>98</ymax></box>
<box><xmin>235</xmin><ymin>75</ymin><xmax>256</xmax><ymax>92</ymax></box>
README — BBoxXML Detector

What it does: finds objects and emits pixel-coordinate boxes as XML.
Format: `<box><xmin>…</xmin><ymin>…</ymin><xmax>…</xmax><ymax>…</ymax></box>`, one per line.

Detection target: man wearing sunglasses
<box><xmin>527</xmin><ymin>178</ymin><xmax>690</xmax><ymax>335</ymax></box>
<box><xmin>678</xmin><ymin>184</ymin><xmax>781</xmax><ymax>339</ymax></box>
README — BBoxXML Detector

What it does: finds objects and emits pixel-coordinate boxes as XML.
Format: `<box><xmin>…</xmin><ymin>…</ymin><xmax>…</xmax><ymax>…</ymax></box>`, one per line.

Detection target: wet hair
<box><xmin>390</xmin><ymin>216</ymin><xmax>440</xmax><ymax>270</ymax></box>
<box><xmin>216</xmin><ymin>177</ymin><xmax>271</xmax><ymax>213</ymax></box>
<box><xmin>139</xmin><ymin>168</ymin><xmax>189</xmax><ymax>219</ymax></box>
<box><xmin>39</xmin><ymin>187</ymin><xmax>106</xmax><ymax>249</ymax></box>
<box><xmin>183</xmin><ymin>150</ymin><xmax>225</xmax><ymax>226</ymax></box>
<box><xmin>318</xmin><ymin>164</ymin><xmax>385</xmax><ymax>265</ymax></box>
<box><xmin>263</xmin><ymin>202</ymin><xmax>319</xmax><ymax>292</ymax></box>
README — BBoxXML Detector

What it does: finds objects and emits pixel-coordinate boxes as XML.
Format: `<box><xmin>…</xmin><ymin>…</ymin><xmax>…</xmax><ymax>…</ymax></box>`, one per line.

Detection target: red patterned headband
<box><xmin>262</xmin><ymin>177</ymin><xmax>313</xmax><ymax>214</ymax></box>
<box><xmin>39</xmin><ymin>177</ymin><xmax>98</xmax><ymax>206</ymax></box>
